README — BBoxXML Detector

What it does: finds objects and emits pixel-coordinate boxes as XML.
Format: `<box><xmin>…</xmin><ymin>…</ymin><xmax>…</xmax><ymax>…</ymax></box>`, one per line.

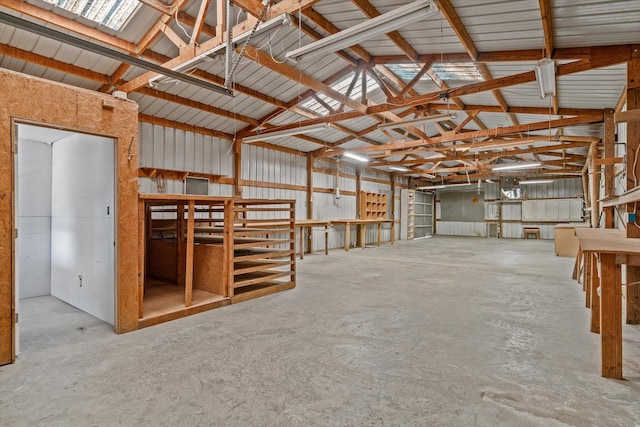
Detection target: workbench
<box><xmin>295</xmin><ymin>220</ymin><xmax>331</xmax><ymax>259</ymax></box>
<box><xmin>330</xmin><ymin>219</ymin><xmax>395</xmax><ymax>252</ymax></box>
<box><xmin>575</xmin><ymin>228</ymin><xmax>640</xmax><ymax>379</ymax></box>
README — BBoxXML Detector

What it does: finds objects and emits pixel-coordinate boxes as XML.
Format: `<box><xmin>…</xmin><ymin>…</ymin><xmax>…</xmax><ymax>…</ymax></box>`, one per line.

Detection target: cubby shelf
<box><xmin>139</xmin><ymin>195</ymin><xmax>295</xmax><ymax>326</ymax></box>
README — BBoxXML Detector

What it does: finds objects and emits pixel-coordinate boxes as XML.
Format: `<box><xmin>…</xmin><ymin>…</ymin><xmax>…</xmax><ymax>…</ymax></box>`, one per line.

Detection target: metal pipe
<box><xmin>225</xmin><ymin>0</ymin><xmax>232</xmax><ymax>88</ymax></box>
<box><xmin>0</xmin><ymin>12</ymin><xmax>233</xmax><ymax>96</ymax></box>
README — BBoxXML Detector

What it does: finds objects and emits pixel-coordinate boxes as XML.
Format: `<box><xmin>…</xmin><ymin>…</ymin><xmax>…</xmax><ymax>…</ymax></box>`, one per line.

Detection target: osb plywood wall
<box><xmin>0</xmin><ymin>69</ymin><xmax>139</xmax><ymax>365</ymax></box>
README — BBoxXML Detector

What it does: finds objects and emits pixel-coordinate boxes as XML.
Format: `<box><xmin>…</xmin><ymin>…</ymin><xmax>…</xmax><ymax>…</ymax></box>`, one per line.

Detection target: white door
<box><xmin>50</xmin><ymin>134</ymin><xmax>115</xmax><ymax>325</ymax></box>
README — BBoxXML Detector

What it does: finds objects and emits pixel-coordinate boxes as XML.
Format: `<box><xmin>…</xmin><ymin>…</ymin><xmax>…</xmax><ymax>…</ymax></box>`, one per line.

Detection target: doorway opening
<box><xmin>14</xmin><ymin>123</ymin><xmax>116</xmax><ymax>355</ymax></box>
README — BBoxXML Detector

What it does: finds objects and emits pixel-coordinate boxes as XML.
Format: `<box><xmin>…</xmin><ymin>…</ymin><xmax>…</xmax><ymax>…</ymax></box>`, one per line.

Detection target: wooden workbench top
<box><xmin>575</xmin><ymin>228</ymin><xmax>640</xmax><ymax>254</ymax></box>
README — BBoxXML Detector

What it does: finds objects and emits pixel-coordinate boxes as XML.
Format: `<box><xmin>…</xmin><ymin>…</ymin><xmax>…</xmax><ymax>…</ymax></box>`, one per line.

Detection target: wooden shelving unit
<box><xmin>139</xmin><ymin>195</ymin><xmax>295</xmax><ymax>327</ymax></box>
<box><xmin>400</xmin><ymin>189</ymin><xmax>415</xmax><ymax>240</ymax></box>
<box><xmin>360</xmin><ymin>191</ymin><xmax>388</xmax><ymax>219</ymax></box>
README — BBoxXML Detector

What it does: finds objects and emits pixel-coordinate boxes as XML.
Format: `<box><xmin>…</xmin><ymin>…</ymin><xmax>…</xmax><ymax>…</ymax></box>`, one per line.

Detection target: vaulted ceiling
<box><xmin>0</xmin><ymin>0</ymin><xmax>638</xmax><ymax>184</ymax></box>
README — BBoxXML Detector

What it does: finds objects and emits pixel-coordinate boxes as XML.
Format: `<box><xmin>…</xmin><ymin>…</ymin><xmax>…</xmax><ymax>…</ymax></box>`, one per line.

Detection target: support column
<box><xmin>355</xmin><ymin>167</ymin><xmax>362</xmax><ymax>247</ymax></box>
<box><xmin>603</xmin><ymin>109</ymin><xmax>616</xmax><ymax>228</ymax></box>
<box><xmin>306</xmin><ymin>153</ymin><xmax>314</xmax><ymax>254</ymax></box>
<box><xmin>234</xmin><ymin>139</ymin><xmax>243</xmax><ymax>197</ymax></box>
<box><xmin>600</xmin><ymin>253</ymin><xmax>622</xmax><ymax>379</ymax></box>
<box><xmin>626</xmin><ymin>57</ymin><xmax>640</xmax><ymax>324</ymax></box>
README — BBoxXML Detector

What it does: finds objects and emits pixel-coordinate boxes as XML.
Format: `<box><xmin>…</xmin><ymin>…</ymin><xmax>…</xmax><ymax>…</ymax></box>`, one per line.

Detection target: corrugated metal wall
<box><xmin>138</xmin><ymin>122</ymin><xmax>234</xmax><ymax>195</ymax></box>
<box><xmin>138</xmin><ymin>123</ymin><xmax>403</xmax><ymax>252</ymax></box>
<box><xmin>436</xmin><ymin>178</ymin><xmax>585</xmax><ymax>239</ymax></box>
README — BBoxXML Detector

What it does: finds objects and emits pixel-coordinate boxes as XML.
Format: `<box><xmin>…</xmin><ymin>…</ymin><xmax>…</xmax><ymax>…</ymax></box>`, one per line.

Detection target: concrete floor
<box><xmin>2</xmin><ymin>236</ymin><xmax>640</xmax><ymax>426</ymax></box>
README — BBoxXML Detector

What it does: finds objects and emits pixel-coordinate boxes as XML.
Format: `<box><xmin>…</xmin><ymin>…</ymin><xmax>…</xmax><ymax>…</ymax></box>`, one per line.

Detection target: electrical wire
<box><xmin>174</xmin><ymin>9</ymin><xmax>193</xmax><ymax>42</ymax></box>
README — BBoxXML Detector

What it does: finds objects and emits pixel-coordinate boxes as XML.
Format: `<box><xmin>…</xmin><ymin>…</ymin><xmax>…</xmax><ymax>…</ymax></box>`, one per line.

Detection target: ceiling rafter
<box><xmin>351</xmin><ymin>0</ymin><xmax>419</xmax><ymax>61</ymax></box>
<box><xmin>0</xmin><ymin>0</ymin><xmax>137</xmax><ymax>52</ymax></box>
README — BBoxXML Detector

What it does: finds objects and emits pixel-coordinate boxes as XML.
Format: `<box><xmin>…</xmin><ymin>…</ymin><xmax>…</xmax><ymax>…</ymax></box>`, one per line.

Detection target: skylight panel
<box><xmin>387</xmin><ymin>62</ymin><xmax>483</xmax><ymax>84</ymax></box>
<box><xmin>42</xmin><ymin>0</ymin><xmax>140</xmax><ymax>31</ymax></box>
<box><xmin>300</xmin><ymin>72</ymin><xmax>379</xmax><ymax>116</ymax></box>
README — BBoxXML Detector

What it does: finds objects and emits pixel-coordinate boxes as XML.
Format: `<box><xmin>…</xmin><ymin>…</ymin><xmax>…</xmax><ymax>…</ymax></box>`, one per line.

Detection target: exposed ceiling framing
<box><xmin>0</xmin><ymin>0</ymin><xmax>638</xmax><ymax>184</ymax></box>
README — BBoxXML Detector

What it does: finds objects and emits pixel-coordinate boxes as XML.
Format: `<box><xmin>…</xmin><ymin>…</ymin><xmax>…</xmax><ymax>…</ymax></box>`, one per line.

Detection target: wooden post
<box><xmin>224</xmin><ymin>200</ymin><xmax>234</xmax><ymax>298</ymax></box>
<box><xmin>590</xmin><ymin>253</ymin><xmax>600</xmax><ymax>333</ymax></box>
<box><xmin>584</xmin><ymin>252</ymin><xmax>591</xmax><ymax>308</ymax></box>
<box><xmin>627</xmin><ymin>57</ymin><xmax>640</xmax><ymax>324</ymax></box>
<box><xmin>234</xmin><ymin>139</ymin><xmax>243</xmax><ymax>197</ymax></box>
<box><xmin>138</xmin><ymin>199</ymin><xmax>146</xmax><ymax>319</ymax></box>
<box><xmin>177</xmin><ymin>203</ymin><xmax>186</xmax><ymax>287</ymax></box>
<box><xmin>604</xmin><ymin>109</ymin><xmax>616</xmax><ymax>228</ymax></box>
<box><xmin>184</xmin><ymin>200</ymin><xmax>195</xmax><ymax>307</ymax></box>
<box><xmin>599</xmin><ymin>253</ymin><xmax>622</xmax><ymax>379</ymax></box>
<box><xmin>355</xmin><ymin>167</ymin><xmax>362</xmax><ymax>247</ymax></box>
<box><xmin>390</xmin><ymin>174</ymin><xmax>396</xmax><ymax>243</ymax></box>
<box><xmin>306</xmin><ymin>153</ymin><xmax>314</xmax><ymax>254</ymax></box>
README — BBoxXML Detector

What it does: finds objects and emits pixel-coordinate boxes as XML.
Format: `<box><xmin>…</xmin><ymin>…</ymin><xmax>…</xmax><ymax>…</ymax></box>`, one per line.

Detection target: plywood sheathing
<box><xmin>0</xmin><ymin>69</ymin><xmax>139</xmax><ymax>365</ymax></box>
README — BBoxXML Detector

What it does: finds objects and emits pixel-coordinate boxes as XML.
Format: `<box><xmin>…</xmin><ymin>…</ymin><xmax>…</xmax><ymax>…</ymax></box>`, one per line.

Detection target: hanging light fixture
<box><xmin>535</xmin><ymin>58</ymin><xmax>556</xmax><ymax>99</ymax></box>
<box><xmin>492</xmin><ymin>162</ymin><xmax>542</xmax><ymax>171</ymax></box>
<box><xmin>343</xmin><ymin>151</ymin><xmax>369</xmax><ymax>162</ymax></box>
<box><xmin>519</xmin><ymin>179</ymin><xmax>553</xmax><ymax>184</ymax></box>
<box><xmin>286</xmin><ymin>0</ymin><xmax>439</xmax><ymax>62</ymax></box>
<box><xmin>243</xmin><ymin>123</ymin><xmax>330</xmax><ymax>142</ymax></box>
<box><xmin>389</xmin><ymin>166</ymin><xmax>410</xmax><ymax>171</ymax></box>
<box><xmin>377</xmin><ymin>112</ymin><xmax>458</xmax><ymax>130</ymax></box>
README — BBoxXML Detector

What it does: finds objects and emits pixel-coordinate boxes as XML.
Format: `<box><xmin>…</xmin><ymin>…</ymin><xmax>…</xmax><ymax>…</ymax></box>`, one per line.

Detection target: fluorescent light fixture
<box><xmin>519</xmin><ymin>179</ymin><xmax>553</xmax><ymax>185</ymax></box>
<box><xmin>243</xmin><ymin>123</ymin><xmax>330</xmax><ymax>142</ymax></box>
<box><xmin>286</xmin><ymin>0</ymin><xmax>438</xmax><ymax>62</ymax></box>
<box><xmin>389</xmin><ymin>166</ymin><xmax>410</xmax><ymax>172</ymax></box>
<box><xmin>149</xmin><ymin>14</ymin><xmax>288</xmax><ymax>86</ymax></box>
<box><xmin>464</xmin><ymin>139</ymin><xmax>535</xmax><ymax>153</ymax></box>
<box><xmin>492</xmin><ymin>162</ymin><xmax>542</xmax><ymax>171</ymax></box>
<box><xmin>343</xmin><ymin>151</ymin><xmax>369</xmax><ymax>162</ymax></box>
<box><xmin>422</xmin><ymin>173</ymin><xmax>436</xmax><ymax>179</ymax></box>
<box><xmin>535</xmin><ymin>58</ymin><xmax>556</xmax><ymax>98</ymax></box>
<box><xmin>377</xmin><ymin>112</ymin><xmax>458</xmax><ymax>130</ymax></box>
<box><xmin>417</xmin><ymin>182</ymin><xmax>472</xmax><ymax>190</ymax></box>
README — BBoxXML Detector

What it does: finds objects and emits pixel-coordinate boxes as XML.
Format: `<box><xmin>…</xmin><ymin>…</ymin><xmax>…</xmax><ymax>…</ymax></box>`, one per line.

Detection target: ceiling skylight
<box><xmin>42</xmin><ymin>0</ymin><xmax>140</xmax><ymax>31</ymax></box>
<box><xmin>387</xmin><ymin>62</ymin><xmax>483</xmax><ymax>83</ymax></box>
<box><xmin>301</xmin><ymin>72</ymin><xmax>379</xmax><ymax>116</ymax></box>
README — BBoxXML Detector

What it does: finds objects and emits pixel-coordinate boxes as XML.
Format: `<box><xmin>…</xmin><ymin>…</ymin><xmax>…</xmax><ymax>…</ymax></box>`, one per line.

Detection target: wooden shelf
<box><xmin>139</xmin><ymin>195</ymin><xmax>296</xmax><ymax>328</ymax></box>
<box><xmin>360</xmin><ymin>191</ymin><xmax>388</xmax><ymax>220</ymax></box>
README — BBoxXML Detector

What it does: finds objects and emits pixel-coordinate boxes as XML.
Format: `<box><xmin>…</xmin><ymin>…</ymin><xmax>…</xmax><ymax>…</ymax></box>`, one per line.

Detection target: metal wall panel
<box><xmin>138</xmin><ymin>122</ymin><xmax>234</xmax><ymax>195</ymax></box>
<box><xmin>437</xmin><ymin>222</ymin><xmax>486</xmax><ymax>237</ymax></box>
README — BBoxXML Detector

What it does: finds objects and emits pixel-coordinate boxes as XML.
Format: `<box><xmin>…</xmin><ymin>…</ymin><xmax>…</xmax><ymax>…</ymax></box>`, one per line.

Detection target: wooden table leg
<box><xmin>299</xmin><ymin>226</ymin><xmax>304</xmax><ymax>260</ymax></box>
<box><xmin>590</xmin><ymin>252</ymin><xmax>600</xmax><ymax>333</ymax></box>
<box><xmin>345</xmin><ymin>224</ymin><xmax>350</xmax><ymax>252</ymax></box>
<box><xmin>584</xmin><ymin>253</ymin><xmax>592</xmax><ymax>307</ymax></box>
<box><xmin>391</xmin><ymin>221</ymin><xmax>395</xmax><ymax>245</ymax></box>
<box><xmin>324</xmin><ymin>225</ymin><xmax>329</xmax><ymax>255</ymax></box>
<box><xmin>599</xmin><ymin>252</ymin><xmax>622</xmax><ymax>379</ymax></box>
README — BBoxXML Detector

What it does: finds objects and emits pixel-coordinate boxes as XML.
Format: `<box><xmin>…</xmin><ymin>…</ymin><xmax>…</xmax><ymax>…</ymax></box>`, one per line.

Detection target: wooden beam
<box><xmin>302</xmin><ymin>7</ymin><xmax>372</xmax><ymax>62</ymax></box>
<box><xmin>159</xmin><ymin>21</ymin><xmax>188</xmax><ymax>49</ymax></box>
<box><xmin>0</xmin><ymin>0</ymin><xmax>138</xmax><ymax>53</ymax></box>
<box><xmin>0</xmin><ymin>43</ymin><xmax>110</xmax><ymax>84</ymax></box>
<box><xmin>398</xmin><ymin>60</ymin><xmax>434</xmax><ymax>99</ymax></box>
<box><xmin>138</xmin><ymin>114</ymin><xmax>232</xmax><ymax>139</ymax></box>
<box><xmin>190</xmin><ymin>0</ymin><xmax>212</xmax><ymax>45</ymax></box>
<box><xmin>438</xmin><ymin>0</ymin><xmax>478</xmax><ymax>60</ymax></box>
<box><xmin>615</xmin><ymin>109</ymin><xmax>640</xmax><ymax>123</ymax></box>
<box><xmin>351</xmin><ymin>0</ymin><xmax>419</xmax><ymax>61</ymax></box>
<box><xmin>538</xmin><ymin>0</ymin><xmax>554</xmax><ymax>58</ymax></box>
<box><xmin>137</xmin><ymin>87</ymin><xmax>259</xmax><ymax>125</ymax></box>
<box><xmin>242</xmin><ymin>45</ymin><xmax>367</xmax><ymax>114</ymax></box>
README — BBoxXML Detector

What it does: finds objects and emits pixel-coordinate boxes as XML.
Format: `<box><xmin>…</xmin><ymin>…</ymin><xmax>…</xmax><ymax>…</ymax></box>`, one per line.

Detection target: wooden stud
<box><xmin>184</xmin><ymin>200</ymin><xmax>195</xmax><ymax>307</ymax></box>
<box><xmin>590</xmin><ymin>253</ymin><xmax>600</xmax><ymax>333</ymax></box>
<box><xmin>627</xmin><ymin>59</ymin><xmax>640</xmax><ymax>324</ymax></box>
<box><xmin>599</xmin><ymin>253</ymin><xmax>622</xmax><ymax>379</ymax></box>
